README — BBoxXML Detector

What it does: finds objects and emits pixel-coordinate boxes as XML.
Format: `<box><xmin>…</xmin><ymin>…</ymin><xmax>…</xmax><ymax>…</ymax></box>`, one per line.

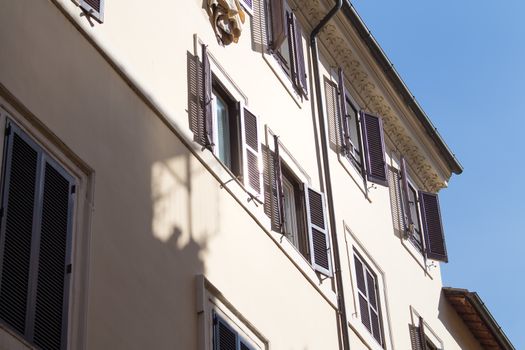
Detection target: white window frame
<box><xmin>196</xmin><ymin>276</ymin><xmax>267</xmax><ymax>350</ymax></box>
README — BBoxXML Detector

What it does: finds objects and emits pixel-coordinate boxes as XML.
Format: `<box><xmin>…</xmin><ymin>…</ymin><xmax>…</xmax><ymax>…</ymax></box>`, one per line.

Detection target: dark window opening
<box><xmin>343</xmin><ymin>95</ymin><xmax>363</xmax><ymax>170</ymax></box>
<box><xmin>212</xmin><ymin>79</ymin><xmax>242</xmax><ymax>177</ymax></box>
<box><xmin>406</xmin><ymin>182</ymin><xmax>423</xmax><ymax>253</ymax></box>
<box><xmin>281</xmin><ymin>164</ymin><xmax>309</xmax><ymax>260</ymax></box>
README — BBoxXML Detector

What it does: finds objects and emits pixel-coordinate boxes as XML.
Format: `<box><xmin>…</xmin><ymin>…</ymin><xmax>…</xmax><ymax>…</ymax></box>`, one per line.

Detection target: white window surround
<box><xmin>410</xmin><ymin>307</ymin><xmax>444</xmax><ymax>350</ymax></box>
<box><xmin>0</xmin><ymin>102</ymin><xmax>93</xmax><ymax>350</ymax></box>
<box><xmin>344</xmin><ymin>225</ymin><xmax>394</xmax><ymax>350</ymax></box>
<box><xmin>196</xmin><ymin>275</ymin><xmax>267</xmax><ymax>350</ymax></box>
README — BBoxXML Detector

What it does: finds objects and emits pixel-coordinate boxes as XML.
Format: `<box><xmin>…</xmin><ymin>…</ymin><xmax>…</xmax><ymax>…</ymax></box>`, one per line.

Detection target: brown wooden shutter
<box><xmin>273</xmin><ymin>136</ymin><xmax>284</xmax><ymax>231</ymax></box>
<box><xmin>202</xmin><ymin>44</ymin><xmax>214</xmax><ymax>150</ymax></box>
<box><xmin>0</xmin><ymin>125</ymin><xmax>40</xmax><ymax>336</ymax></box>
<box><xmin>419</xmin><ymin>191</ymin><xmax>448</xmax><ymax>262</ymax></box>
<box><xmin>400</xmin><ymin>157</ymin><xmax>413</xmax><ymax>234</ymax></box>
<box><xmin>240</xmin><ymin>107</ymin><xmax>263</xmax><ymax>198</ymax></box>
<box><xmin>291</xmin><ymin>14</ymin><xmax>308</xmax><ymax>97</ymax></box>
<box><xmin>270</xmin><ymin>0</ymin><xmax>287</xmax><ymax>51</ymax></box>
<box><xmin>0</xmin><ymin>122</ymin><xmax>74</xmax><ymax>350</ymax></box>
<box><xmin>337</xmin><ymin>68</ymin><xmax>350</xmax><ymax>154</ymax></box>
<box><xmin>304</xmin><ymin>186</ymin><xmax>331</xmax><ymax>276</ymax></box>
<box><xmin>33</xmin><ymin>158</ymin><xmax>75</xmax><ymax>350</ymax></box>
<box><xmin>361</xmin><ymin>112</ymin><xmax>388</xmax><ymax>185</ymax></box>
<box><xmin>418</xmin><ymin>316</ymin><xmax>428</xmax><ymax>350</ymax></box>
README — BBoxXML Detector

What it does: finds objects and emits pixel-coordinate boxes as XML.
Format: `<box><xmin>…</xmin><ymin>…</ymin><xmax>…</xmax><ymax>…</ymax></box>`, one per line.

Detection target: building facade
<box><xmin>0</xmin><ymin>0</ymin><xmax>513</xmax><ymax>349</ymax></box>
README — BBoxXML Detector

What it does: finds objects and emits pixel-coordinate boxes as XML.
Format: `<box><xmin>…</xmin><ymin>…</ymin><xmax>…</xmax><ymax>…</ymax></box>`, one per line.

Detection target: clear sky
<box><xmin>350</xmin><ymin>0</ymin><xmax>525</xmax><ymax>348</ymax></box>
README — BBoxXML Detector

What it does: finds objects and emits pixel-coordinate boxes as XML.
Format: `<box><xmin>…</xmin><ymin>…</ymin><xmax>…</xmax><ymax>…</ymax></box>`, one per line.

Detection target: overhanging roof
<box><xmin>443</xmin><ymin>287</ymin><xmax>514</xmax><ymax>350</ymax></box>
<box><xmin>341</xmin><ymin>1</ymin><xmax>463</xmax><ymax>175</ymax></box>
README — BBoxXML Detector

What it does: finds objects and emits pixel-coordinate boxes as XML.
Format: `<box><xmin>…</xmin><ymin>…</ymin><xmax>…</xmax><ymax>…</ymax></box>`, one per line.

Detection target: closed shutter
<box><xmin>304</xmin><ymin>185</ymin><xmax>331</xmax><ymax>276</ymax></box>
<box><xmin>270</xmin><ymin>0</ymin><xmax>287</xmax><ymax>50</ymax></box>
<box><xmin>240</xmin><ymin>107</ymin><xmax>263</xmax><ymax>198</ymax></box>
<box><xmin>202</xmin><ymin>44</ymin><xmax>214</xmax><ymax>150</ymax></box>
<box><xmin>273</xmin><ymin>136</ymin><xmax>284</xmax><ymax>231</ymax></box>
<box><xmin>0</xmin><ymin>122</ymin><xmax>74</xmax><ymax>350</ymax></box>
<box><xmin>419</xmin><ymin>191</ymin><xmax>448</xmax><ymax>262</ymax></box>
<box><xmin>79</xmin><ymin>0</ymin><xmax>104</xmax><ymax>22</ymax></box>
<box><xmin>291</xmin><ymin>14</ymin><xmax>307</xmax><ymax>97</ymax></box>
<box><xmin>361</xmin><ymin>112</ymin><xmax>388</xmax><ymax>185</ymax></box>
<box><xmin>0</xmin><ymin>126</ymin><xmax>40</xmax><ymax>336</ymax></box>
<box><xmin>214</xmin><ymin>316</ymin><xmax>237</xmax><ymax>350</ymax></box>
<box><xmin>400</xmin><ymin>157</ymin><xmax>413</xmax><ymax>234</ymax></box>
<box><xmin>337</xmin><ymin>68</ymin><xmax>350</xmax><ymax>154</ymax></box>
<box><xmin>33</xmin><ymin>159</ymin><xmax>74</xmax><ymax>350</ymax></box>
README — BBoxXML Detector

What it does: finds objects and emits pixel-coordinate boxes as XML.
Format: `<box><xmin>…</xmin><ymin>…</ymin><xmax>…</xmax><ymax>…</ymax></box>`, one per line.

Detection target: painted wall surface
<box><xmin>0</xmin><ymin>0</ymin><xmax>484</xmax><ymax>349</ymax></box>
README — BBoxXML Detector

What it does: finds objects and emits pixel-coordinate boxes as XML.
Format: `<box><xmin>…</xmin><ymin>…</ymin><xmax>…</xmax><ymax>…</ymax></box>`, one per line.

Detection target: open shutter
<box><xmin>337</xmin><ymin>68</ymin><xmax>350</xmax><ymax>154</ymax></box>
<box><xmin>400</xmin><ymin>157</ymin><xmax>413</xmax><ymax>234</ymax></box>
<box><xmin>213</xmin><ymin>315</ymin><xmax>237</xmax><ymax>350</ymax></box>
<box><xmin>291</xmin><ymin>14</ymin><xmax>308</xmax><ymax>97</ymax></box>
<box><xmin>418</xmin><ymin>317</ymin><xmax>428</xmax><ymax>350</ymax></box>
<box><xmin>304</xmin><ymin>185</ymin><xmax>331</xmax><ymax>276</ymax></box>
<box><xmin>240</xmin><ymin>106</ymin><xmax>263</xmax><ymax>198</ymax></box>
<box><xmin>270</xmin><ymin>0</ymin><xmax>287</xmax><ymax>50</ymax></box>
<box><xmin>33</xmin><ymin>158</ymin><xmax>74</xmax><ymax>350</ymax></box>
<box><xmin>361</xmin><ymin>112</ymin><xmax>388</xmax><ymax>185</ymax></box>
<box><xmin>419</xmin><ymin>191</ymin><xmax>448</xmax><ymax>262</ymax></box>
<box><xmin>79</xmin><ymin>0</ymin><xmax>104</xmax><ymax>22</ymax></box>
<box><xmin>202</xmin><ymin>44</ymin><xmax>214</xmax><ymax>150</ymax></box>
<box><xmin>273</xmin><ymin>136</ymin><xmax>284</xmax><ymax>231</ymax></box>
<box><xmin>0</xmin><ymin>124</ymin><xmax>40</xmax><ymax>336</ymax></box>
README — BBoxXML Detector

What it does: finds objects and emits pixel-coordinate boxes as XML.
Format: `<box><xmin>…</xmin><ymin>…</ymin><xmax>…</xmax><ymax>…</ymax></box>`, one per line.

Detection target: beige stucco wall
<box><xmin>0</xmin><ymin>0</ymin><xmax>484</xmax><ymax>349</ymax></box>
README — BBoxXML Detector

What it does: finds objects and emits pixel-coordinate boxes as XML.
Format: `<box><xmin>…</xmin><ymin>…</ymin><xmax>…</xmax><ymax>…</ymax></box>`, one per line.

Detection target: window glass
<box><xmin>345</xmin><ymin>99</ymin><xmax>362</xmax><ymax>165</ymax></box>
<box><xmin>214</xmin><ymin>91</ymin><xmax>232</xmax><ymax>169</ymax></box>
<box><xmin>282</xmin><ymin>175</ymin><xmax>299</xmax><ymax>247</ymax></box>
<box><xmin>407</xmin><ymin>183</ymin><xmax>423</xmax><ymax>251</ymax></box>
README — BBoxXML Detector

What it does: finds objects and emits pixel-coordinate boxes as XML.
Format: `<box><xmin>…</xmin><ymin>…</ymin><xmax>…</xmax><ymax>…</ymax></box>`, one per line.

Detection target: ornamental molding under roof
<box><xmin>294</xmin><ymin>0</ymin><xmax>450</xmax><ymax>192</ymax></box>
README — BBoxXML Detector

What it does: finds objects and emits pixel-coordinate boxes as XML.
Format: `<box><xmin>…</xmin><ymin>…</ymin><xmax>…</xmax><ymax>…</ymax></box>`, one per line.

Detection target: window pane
<box><xmin>366</xmin><ymin>271</ymin><xmax>377</xmax><ymax>310</ymax></box>
<box><xmin>359</xmin><ymin>294</ymin><xmax>371</xmax><ymax>331</ymax></box>
<box><xmin>282</xmin><ymin>176</ymin><xmax>299</xmax><ymax>248</ymax></box>
<box><xmin>346</xmin><ymin>101</ymin><xmax>361</xmax><ymax>163</ymax></box>
<box><xmin>214</xmin><ymin>92</ymin><xmax>232</xmax><ymax>169</ymax></box>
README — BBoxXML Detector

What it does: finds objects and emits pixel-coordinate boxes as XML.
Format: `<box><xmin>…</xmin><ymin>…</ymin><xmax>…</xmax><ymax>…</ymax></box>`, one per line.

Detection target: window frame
<box><xmin>404</xmin><ymin>179</ymin><xmax>425</xmax><ymax>254</ymax></box>
<box><xmin>342</xmin><ymin>91</ymin><xmax>364</xmax><ymax>173</ymax></box>
<box><xmin>0</xmin><ymin>104</ymin><xmax>92</xmax><ymax>350</ymax></box>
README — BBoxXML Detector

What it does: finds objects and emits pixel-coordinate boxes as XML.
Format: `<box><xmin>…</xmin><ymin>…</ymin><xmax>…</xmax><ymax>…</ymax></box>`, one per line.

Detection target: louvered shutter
<box><xmin>33</xmin><ymin>158</ymin><xmax>74</xmax><ymax>350</ymax></box>
<box><xmin>410</xmin><ymin>325</ymin><xmax>424</xmax><ymax>350</ymax></box>
<box><xmin>419</xmin><ymin>191</ymin><xmax>448</xmax><ymax>262</ymax></box>
<box><xmin>202</xmin><ymin>44</ymin><xmax>214</xmax><ymax>150</ymax></box>
<box><xmin>214</xmin><ymin>315</ymin><xmax>237</xmax><ymax>350</ymax></box>
<box><xmin>79</xmin><ymin>0</ymin><xmax>104</xmax><ymax>22</ymax></box>
<box><xmin>0</xmin><ymin>122</ymin><xmax>74</xmax><ymax>350</ymax></box>
<box><xmin>418</xmin><ymin>317</ymin><xmax>428</xmax><ymax>350</ymax></box>
<box><xmin>337</xmin><ymin>68</ymin><xmax>350</xmax><ymax>154</ymax></box>
<box><xmin>240</xmin><ymin>106</ymin><xmax>263</xmax><ymax>198</ymax></box>
<box><xmin>361</xmin><ymin>112</ymin><xmax>388</xmax><ymax>185</ymax></box>
<box><xmin>273</xmin><ymin>136</ymin><xmax>284</xmax><ymax>231</ymax></box>
<box><xmin>0</xmin><ymin>125</ymin><xmax>40</xmax><ymax>337</ymax></box>
<box><xmin>304</xmin><ymin>185</ymin><xmax>331</xmax><ymax>276</ymax></box>
<box><xmin>270</xmin><ymin>0</ymin><xmax>287</xmax><ymax>50</ymax></box>
<box><xmin>291</xmin><ymin>14</ymin><xmax>308</xmax><ymax>97</ymax></box>
<box><xmin>400</xmin><ymin>157</ymin><xmax>413</xmax><ymax>234</ymax></box>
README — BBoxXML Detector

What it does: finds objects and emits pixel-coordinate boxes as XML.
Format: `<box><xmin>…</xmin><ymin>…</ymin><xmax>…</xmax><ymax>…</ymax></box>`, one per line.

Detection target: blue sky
<box><xmin>351</xmin><ymin>0</ymin><xmax>525</xmax><ymax>348</ymax></box>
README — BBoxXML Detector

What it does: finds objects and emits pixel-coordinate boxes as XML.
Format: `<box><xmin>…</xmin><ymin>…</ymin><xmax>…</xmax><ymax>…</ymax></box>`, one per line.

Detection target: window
<box><xmin>354</xmin><ymin>252</ymin><xmax>384</xmax><ymax>347</ymax></box>
<box><xmin>79</xmin><ymin>0</ymin><xmax>104</xmax><ymax>22</ymax></box>
<box><xmin>0</xmin><ymin>121</ymin><xmax>75</xmax><ymax>350</ymax></box>
<box><xmin>398</xmin><ymin>157</ymin><xmax>448</xmax><ymax>262</ymax></box>
<box><xmin>336</xmin><ymin>68</ymin><xmax>387</xmax><ymax>185</ymax></box>
<box><xmin>212</xmin><ymin>81</ymin><xmax>242</xmax><ymax>176</ymax></box>
<box><xmin>409</xmin><ymin>315</ymin><xmax>442</xmax><ymax>350</ymax></box>
<box><xmin>265</xmin><ymin>135</ymin><xmax>332</xmax><ymax>276</ymax></box>
<box><xmin>198</xmin><ymin>44</ymin><xmax>264</xmax><ymax>198</ymax></box>
<box><xmin>280</xmin><ymin>164</ymin><xmax>309</xmax><ymax>258</ymax></box>
<box><xmin>213</xmin><ymin>313</ymin><xmax>257</xmax><ymax>350</ymax></box>
<box><xmin>268</xmin><ymin>0</ymin><xmax>308</xmax><ymax>97</ymax></box>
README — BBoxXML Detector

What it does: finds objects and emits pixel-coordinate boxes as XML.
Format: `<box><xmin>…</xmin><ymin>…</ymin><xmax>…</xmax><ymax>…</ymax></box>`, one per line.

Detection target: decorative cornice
<box><xmin>294</xmin><ymin>0</ymin><xmax>447</xmax><ymax>192</ymax></box>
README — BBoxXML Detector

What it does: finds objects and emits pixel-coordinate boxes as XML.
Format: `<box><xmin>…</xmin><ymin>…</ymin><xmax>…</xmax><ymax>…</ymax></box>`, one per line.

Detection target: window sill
<box><xmin>348</xmin><ymin>318</ymin><xmax>388</xmax><ymax>350</ymax></box>
<box><xmin>336</xmin><ymin>152</ymin><xmax>370</xmax><ymax>202</ymax></box>
<box><xmin>262</xmin><ymin>51</ymin><xmax>304</xmax><ymax>108</ymax></box>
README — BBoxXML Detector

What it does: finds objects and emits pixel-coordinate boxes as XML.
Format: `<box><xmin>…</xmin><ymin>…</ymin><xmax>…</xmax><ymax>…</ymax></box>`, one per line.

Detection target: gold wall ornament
<box><xmin>207</xmin><ymin>0</ymin><xmax>246</xmax><ymax>45</ymax></box>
